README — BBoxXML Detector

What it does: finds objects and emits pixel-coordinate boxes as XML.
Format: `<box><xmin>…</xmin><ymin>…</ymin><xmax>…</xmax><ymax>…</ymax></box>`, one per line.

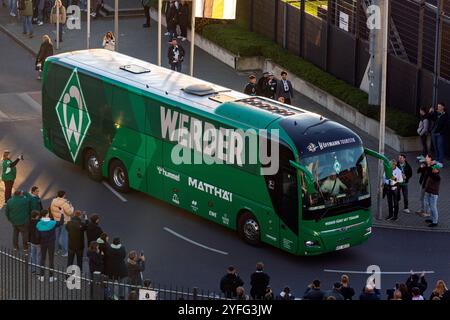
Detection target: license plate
<box><xmin>336</xmin><ymin>244</ymin><xmax>350</xmax><ymax>251</ymax></box>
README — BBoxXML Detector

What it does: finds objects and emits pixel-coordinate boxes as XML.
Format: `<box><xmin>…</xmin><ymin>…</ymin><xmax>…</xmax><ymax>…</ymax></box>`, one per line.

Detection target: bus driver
<box><xmin>320</xmin><ymin>172</ymin><xmax>348</xmax><ymax>197</ymax></box>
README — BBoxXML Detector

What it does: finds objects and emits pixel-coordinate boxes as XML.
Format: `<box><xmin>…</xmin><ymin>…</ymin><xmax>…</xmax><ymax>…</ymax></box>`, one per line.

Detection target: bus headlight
<box><xmin>305</xmin><ymin>240</ymin><xmax>320</xmax><ymax>247</ymax></box>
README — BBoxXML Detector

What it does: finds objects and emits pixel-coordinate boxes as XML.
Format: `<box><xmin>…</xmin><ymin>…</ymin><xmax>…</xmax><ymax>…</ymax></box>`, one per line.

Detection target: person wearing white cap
<box><xmin>1</xmin><ymin>150</ymin><xmax>24</xmax><ymax>203</ymax></box>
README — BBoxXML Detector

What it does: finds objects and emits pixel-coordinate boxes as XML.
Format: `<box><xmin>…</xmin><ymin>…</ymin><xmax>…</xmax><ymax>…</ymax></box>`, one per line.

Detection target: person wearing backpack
<box><xmin>19</xmin><ymin>0</ymin><xmax>34</xmax><ymax>38</ymax></box>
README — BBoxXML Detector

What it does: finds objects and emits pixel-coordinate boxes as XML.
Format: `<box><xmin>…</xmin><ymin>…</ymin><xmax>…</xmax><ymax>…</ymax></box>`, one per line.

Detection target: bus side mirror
<box><xmin>364</xmin><ymin>148</ymin><xmax>393</xmax><ymax>179</ymax></box>
<box><xmin>289</xmin><ymin>160</ymin><xmax>316</xmax><ymax>194</ymax></box>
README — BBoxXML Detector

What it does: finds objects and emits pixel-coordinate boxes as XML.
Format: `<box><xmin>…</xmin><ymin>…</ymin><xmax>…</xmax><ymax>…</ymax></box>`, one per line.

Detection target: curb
<box><xmin>372</xmin><ymin>222</ymin><xmax>450</xmax><ymax>233</ymax></box>
<box><xmin>0</xmin><ymin>23</ymin><xmax>37</xmax><ymax>56</ymax></box>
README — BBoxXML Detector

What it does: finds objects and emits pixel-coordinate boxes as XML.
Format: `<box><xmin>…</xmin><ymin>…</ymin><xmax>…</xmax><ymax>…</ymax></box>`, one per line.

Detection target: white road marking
<box><xmin>18</xmin><ymin>92</ymin><xmax>42</xmax><ymax>113</ymax></box>
<box><xmin>324</xmin><ymin>269</ymin><xmax>435</xmax><ymax>275</ymax></box>
<box><xmin>163</xmin><ymin>227</ymin><xmax>229</xmax><ymax>255</ymax></box>
<box><xmin>102</xmin><ymin>181</ymin><xmax>127</xmax><ymax>202</ymax></box>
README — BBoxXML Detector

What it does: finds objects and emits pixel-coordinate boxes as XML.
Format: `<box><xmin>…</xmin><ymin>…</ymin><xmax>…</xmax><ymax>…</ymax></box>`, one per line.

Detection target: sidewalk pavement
<box><xmin>1</xmin><ymin>6</ymin><xmax>449</xmax><ymax>232</ymax></box>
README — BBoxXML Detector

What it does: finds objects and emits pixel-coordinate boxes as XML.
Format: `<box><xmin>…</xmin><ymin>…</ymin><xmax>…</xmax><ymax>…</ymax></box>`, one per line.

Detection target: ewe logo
<box><xmin>55</xmin><ymin>69</ymin><xmax>91</xmax><ymax>162</ymax></box>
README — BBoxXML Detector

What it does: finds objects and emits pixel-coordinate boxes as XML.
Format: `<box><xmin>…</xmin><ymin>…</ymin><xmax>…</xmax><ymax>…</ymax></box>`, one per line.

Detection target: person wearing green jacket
<box><xmin>25</xmin><ymin>186</ymin><xmax>43</xmax><ymax>212</ymax></box>
<box><xmin>5</xmin><ymin>190</ymin><xmax>31</xmax><ymax>251</ymax></box>
<box><xmin>1</xmin><ymin>150</ymin><xmax>23</xmax><ymax>203</ymax></box>
<box><xmin>20</xmin><ymin>0</ymin><xmax>34</xmax><ymax>38</ymax></box>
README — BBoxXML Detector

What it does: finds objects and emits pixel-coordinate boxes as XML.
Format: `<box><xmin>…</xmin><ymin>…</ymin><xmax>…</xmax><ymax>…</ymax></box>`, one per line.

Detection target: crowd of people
<box><xmin>243</xmin><ymin>71</ymin><xmax>294</xmax><ymax>105</ymax></box>
<box><xmin>218</xmin><ymin>264</ymin><xmax>450</xmax><ymax>301</ymax></box>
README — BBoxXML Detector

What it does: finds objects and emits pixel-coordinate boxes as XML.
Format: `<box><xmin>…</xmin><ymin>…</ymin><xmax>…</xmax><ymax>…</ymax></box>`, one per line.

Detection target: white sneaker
<box><xmin>181</xmin><ymin>37</ymin><xmax>187</xmax><ymax>41</ymax></box>
<box><xmin>38</xmin><ymin>276</ymin><xmax>45</xmax><ymax>282</ymax></box>
<box><xmin>37</xmin><ymin>21</ymin><xmax>43</xmax><ymax>26</ymax></box>
<box><xmin>403</xmin><ymin>209</ymin><xmax>411</xmax><ymax>213</ymax></box>
<box><xmin>61</xmin><ymin>253</ymin><xmax>68</xmax><ymax>257</ymax></box>
<box><xmin>49</xmin><ymin>276</ymin><xmax>57</xmax><ymax>283</ymax></box>
<box><xmin>10</xmin><ymin>12</ymin><xmax>16</xmax><ymax>17</ymax></box>
<box><xmin>164</xmin><ymin>32</ymin><xmax>170</xmax><ymax>35</ymax></box>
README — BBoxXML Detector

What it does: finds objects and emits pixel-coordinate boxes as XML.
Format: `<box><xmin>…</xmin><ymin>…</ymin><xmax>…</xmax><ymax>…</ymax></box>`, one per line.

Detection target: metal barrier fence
<box><xmin>0</xmin><ymin>247</ymin><xmax>228</xmax><ymax>300</ymax></box>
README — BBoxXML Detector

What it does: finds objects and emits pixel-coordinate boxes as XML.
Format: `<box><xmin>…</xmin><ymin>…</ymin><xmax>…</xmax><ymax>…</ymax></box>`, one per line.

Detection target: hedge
<box><xmin>201</xmin><ymin>24</ymin><xmax>418</xmax><ymax>137</ymax></box>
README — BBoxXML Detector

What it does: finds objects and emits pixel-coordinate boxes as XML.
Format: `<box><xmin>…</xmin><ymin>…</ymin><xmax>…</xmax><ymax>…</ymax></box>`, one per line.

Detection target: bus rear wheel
<box><xmin>84</xmin><ymin>149</ymin><xmax>102</xmax><ymax>182</ymax></box>
<box><xmin>109</xmin><ymin>159</ymin><xmax>130</xmax><ymax>193</ymax></box>
<box><xmin>238</xmin><ymin>212</ymin><xmax>261</xmax><ymax>246</ymax></box>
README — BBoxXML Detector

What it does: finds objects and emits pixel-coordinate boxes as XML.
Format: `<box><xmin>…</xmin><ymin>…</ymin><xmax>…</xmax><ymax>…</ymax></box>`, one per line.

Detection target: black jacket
<box><xmin>86</xmin><ymin>222</ymin><xmax>103</xmax><ymax>245</ymax></box>
<box><xmin>430</xmin><ymin>111</ymin><xmax>449</xmax><ymax>135</ymax></box>
<box><xmin>250</xmin><ymin>271</ymin><xmax>270</xmax><ymax>299</ymax></box>
<box><xmin>127</xmin><ymin>259</ymin><xmax>146</xmax><ymax>286</ymax></box>
<box><xmin>66</xmin><ymin>216</ymin><xmax>88</xmax><ymax>250</ymax></box>
<box><xmin>425</xmin><ymin>170</ymin><xmax>440</xmax><ymax>195</ymax></box>
<box><xmin>340</xmin><ymin>286</ymin><xmax>355</xmax><ymax>300</ymax></box>
<box><xmin>166</xmin><ymin>4</ymin><xmax>178</xmax><ymax>26</ymax></box>
<box><xmin>104</xmin><ymin>244</ymin><xmax>127</xmax><ymax>280</ymax></box>
<box><xmin>29</xmin><ymin>218</ymin><xmax>40</xmax><ymax>245</ymax></box>
<box><xmin>168</xmin><ymin>44</ymin><xmax>185</xmax><ymax>65</ymax></box>
<box><xmin>87</xmin><ymin>250</ymin><xmax>104</xmax><ymax>274</ymax></box>
<box><xmin>303</xmin><ymin>287</ymin><xmax>325</xmax><ymax>300</ymax></box>
<box><xmin>406</xmin><ymin>275</ymin><xmax>428</xmax><ymax>295</ymax></box>
<box><xmin>177</xmin><ymin>3</ymin><xmax>189</xmax><ymax>26</ymax></box>
<box><xmin>359</xmin><ymin>291</ymin><xmax>381</xmax><ymax>300</ymax></box>
<box><xmin>36</xmin><ymin>41</ymin><xmax>53</xmax><ymax>65</ymax></box>
<box><xmin>417</xmin><ymin>165</ymin><xmax>432</xmax><ymax>188</ymax></box>
<box><xmin>266</xmin><ymin>79</ymin><xmax>277</xmax><ymax>99</ymax></box>
<box><xmin>257</xmin><ymin>76</ymin><xmax>268</xmax><ymax>96</ymax></box>
<box><xmin>244</xmin><ymin>83</ymin><xmax>257</xmax><ymax>96</ymax></box>
<box><xmin>397</xmin><ymin>161</ymin><xmax>413</xmax><ymax>184</ymax></box>
<box><xmin>220</xmin><ymin>273</ymin><xmax>244</xmax><ymax>298</ymax></box>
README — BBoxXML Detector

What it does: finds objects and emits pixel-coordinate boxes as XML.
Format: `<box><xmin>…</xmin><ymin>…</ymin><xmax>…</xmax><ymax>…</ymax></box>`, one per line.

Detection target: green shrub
<box><xmin>201</xmin><ymin>24</ymin><xmax>418</xmax><ymax>137</ymax></box>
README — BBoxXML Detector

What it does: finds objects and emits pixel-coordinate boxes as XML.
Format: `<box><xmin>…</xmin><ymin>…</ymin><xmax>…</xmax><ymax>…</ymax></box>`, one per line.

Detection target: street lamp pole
<box><xmin>190</xmin><ymin>0</ymin><xmax>196</xmax><ymax>76</ymax></box>
<box><xmin>87</xmin><ymin>0</ymin><xmax>91</xmax><ymax>49</ymax></box>
<box><xmin>115</xmin><ymin>0</ymin><xmax>119</xmax><ymax>51</ymax></box>
<box><xmin>376</xmin><ymin>0</ymin><xmax>389</xmax><ymax>220</ymax></box>
<box><xmin>158</xmin><ymin>0</ymin><xmax>162</xmax><ymax>66</ymax></box>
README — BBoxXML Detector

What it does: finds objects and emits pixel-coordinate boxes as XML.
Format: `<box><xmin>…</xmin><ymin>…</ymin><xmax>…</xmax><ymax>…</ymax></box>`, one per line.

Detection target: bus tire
<box><xmin>109</xmin><ymin>159</ymin><xmax>130</xmax><ymax>193</ymax></box>
<box><xmin>84</xmin><ymin>149</ymin><xmax>102</xmax><ymax>182</ymax></box>
<box><xmin>238</xmin><ymin>212</ymin><xmax>261</xmax><ymax>246</ymax></box>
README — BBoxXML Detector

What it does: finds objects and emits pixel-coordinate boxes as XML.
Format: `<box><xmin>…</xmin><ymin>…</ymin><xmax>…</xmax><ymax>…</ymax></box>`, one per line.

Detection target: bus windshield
<box><xmin>300</xmin><ymin>146</ymin><xmax>370</xmax><ymax>219</ymax></box>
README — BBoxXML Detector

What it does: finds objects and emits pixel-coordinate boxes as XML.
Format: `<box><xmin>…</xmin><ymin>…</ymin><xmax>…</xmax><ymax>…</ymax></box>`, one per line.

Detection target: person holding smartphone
<box><xmin>1</xmin><ymin>150</ymin><xmax>24</xmax><ymax>204</ymax></box>
<box><xmin>127</xmin><ymin>250</ymin><xmax>146</xmax><ymax>289</ymax></box>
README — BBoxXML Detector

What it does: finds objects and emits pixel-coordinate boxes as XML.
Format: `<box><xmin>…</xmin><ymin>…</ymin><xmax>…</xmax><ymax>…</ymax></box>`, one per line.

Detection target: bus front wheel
<box><xmin>238</xmin><ymin>212</ymin><xmax>261</xmax><ymax>246</ymax></box>
<box><xmin>109</xmin><ymin>159</ymin><xmax>130</xmax><ymax>193</ymax></box>
<box><xmin>84</xmin><ymin>149</ymin><xmax>102</xmax><ymax>181</ymax></box>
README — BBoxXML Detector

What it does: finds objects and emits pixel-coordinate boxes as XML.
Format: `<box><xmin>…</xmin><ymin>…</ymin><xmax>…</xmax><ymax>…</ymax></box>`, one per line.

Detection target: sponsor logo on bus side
<box><xmin>188</xmin><ymin>177</ymin><xmax>233</xmax><ymax>202</ymax></box>
<box><xmin>156</xmin><ymin>166</ymin><xmax>180</xmax><ymax>182</ymax></box>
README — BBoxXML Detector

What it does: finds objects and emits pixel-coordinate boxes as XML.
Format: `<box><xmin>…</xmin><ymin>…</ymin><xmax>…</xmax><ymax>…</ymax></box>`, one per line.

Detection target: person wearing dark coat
<box><xmin>406</xmin><ymin>273</ymin><xmax>428</xmax><ymax>296</ymax></box>
<box><xmin>275</xmin><ymin>71</ymin><xmax>294</xmax><ymax>104</ymax></box>
<box><xmin>87</xmin><ymin>241</ymin><xmax>104</xmax><ymax>276</ymax></box>
<box><xmin>127</xmin><ymin>250</ymin><xmax>146</xmax><ymax>287</ymax></box>
<box><xmin>250</xmin><ymin>262</ymin><xmax>270</xmax><ymax>300</ymax></box>
<box><xmin>257</xmin><ymin>72</ymin><xmax>269</xmax><ymax>96</ymax></box>
<box><xmin>303</xmin><ymin>280</ymin><xmax>325</xmax><ymax>300</ymax></box>
<box><xmin>429</xmin><ymin>103</ymin><xmax>449</xmax><ymax>164</ymax></box>
<box><xmin>104</xmin><ymin>237</ymin><xmax>127</xmax><ymax>281</ymax></box>
<box><xmin>397</xmin><ymin>154</ymin><xmax>413</xmax><ymax>214</ymax></box>
<box><xmin>166</xmin><ymin>0</ymin><xmax>178</xmax><ymax>39</ymax></box>
<box><xmin>96</xmin><ymin>232</ymin><xmax>109</xmax><ymax>256</ymax></box>
<box><xmin>86</xmin><ymin>214</ymin><xmax>103</xmax><ymax>245</ymax></box>
<box><xmin>177</xmin><ymin>0</ymin><xmax>189</xmax><ymax>40</ymax></box>
<box><xmin>266</xmin><ymin>73</ymin><xmax>277</xmax><ymax>100</ymax></box>
<box><xmin>219</xmin><ymin>265</ymin><xmax>244</xmax><ymax>298</ymax></box>
<box><xmin>168</xmin><ymin>38</ymin><xmax>185</xmax><ymax>72</ymax></box>
<box><xmin>66</xmin><ymin>211</ymin><xmax>88</xmax><ymax>271</ymax></box>
<box><xmin>36</xmin><ymin>210</ymin><xmax>64</xmax><ymax>280</ymax></box>
<box><xmin>244</xmin><ymin>75</ymin><xmax>258</xmax><ymax>96</ymax></box>
<box><xmin>28</xmin><ymin>210</ymin><xmax>41</xmax><ymax>273</ymax></box>
<box><xmin>35</xmin><ymin>35</ymin><xmax>53</xmax><ymax>80</ymax></box>
<box><xmin>359</xmin><ymin>284</ymin><xmax>381</xmax><ymax>300</ymax></box>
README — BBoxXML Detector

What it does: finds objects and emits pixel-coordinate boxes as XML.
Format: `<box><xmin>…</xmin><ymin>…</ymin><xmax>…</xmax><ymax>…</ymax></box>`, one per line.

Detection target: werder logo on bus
<box><xmin>55</xmin><ymin>69</ymin><xmax>91</xmax><ymax>162</ymax></box>
<box><xmin>160</xmin><ymin>106</ymin><xmax>280</xmax><ymax>175</ymax></box>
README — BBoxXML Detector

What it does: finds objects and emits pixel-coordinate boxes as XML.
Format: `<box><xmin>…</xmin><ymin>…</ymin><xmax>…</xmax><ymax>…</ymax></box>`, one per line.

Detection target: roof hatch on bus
<box><xmin>119</xmin><ymin>64</ymin><xmax>151</xmax><ymax>74</ymax></box>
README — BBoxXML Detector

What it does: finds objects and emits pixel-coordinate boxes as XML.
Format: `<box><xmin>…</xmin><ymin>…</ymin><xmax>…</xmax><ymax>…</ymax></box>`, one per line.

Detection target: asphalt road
<box><xmin>1</xmin><ymin>30</ymin><xmax>449</xmax><ymax>300</ymax></box>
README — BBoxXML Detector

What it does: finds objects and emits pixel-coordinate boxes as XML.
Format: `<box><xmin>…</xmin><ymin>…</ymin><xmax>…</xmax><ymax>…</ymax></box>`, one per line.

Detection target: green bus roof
<box><xmin>47</xmin><ymin>49</ymin><xmax>307</xmax><ymax>130</ymax></box>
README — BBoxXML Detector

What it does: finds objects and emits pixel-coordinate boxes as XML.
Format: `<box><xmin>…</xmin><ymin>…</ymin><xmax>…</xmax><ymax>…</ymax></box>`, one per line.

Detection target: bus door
<box><xmin>278</xmin><ymin>167</ymin><xmax>299</xmax><ymax>253</ymax></box>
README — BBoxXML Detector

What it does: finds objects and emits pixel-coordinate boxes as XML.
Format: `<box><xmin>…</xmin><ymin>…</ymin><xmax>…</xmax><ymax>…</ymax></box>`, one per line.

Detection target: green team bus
<box><xmin>41</xmin><ymin>49</ymin><xmax>391</xmax><ymax>256</ymax></box>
